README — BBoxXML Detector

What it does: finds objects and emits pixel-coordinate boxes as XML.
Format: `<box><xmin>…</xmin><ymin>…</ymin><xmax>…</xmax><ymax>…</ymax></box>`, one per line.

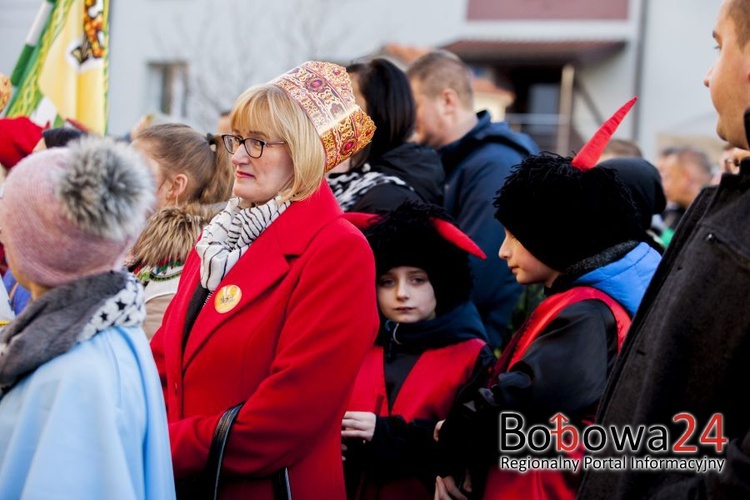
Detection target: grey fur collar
<box><xmin>0</xmin><ymin>271</ymin><xmax>145</xmax><ymax>395</ymax></box>
<box><xmin>550</xmin><ymin>241</ymin><xmax>639</xmax><ymax>293</ymax></box>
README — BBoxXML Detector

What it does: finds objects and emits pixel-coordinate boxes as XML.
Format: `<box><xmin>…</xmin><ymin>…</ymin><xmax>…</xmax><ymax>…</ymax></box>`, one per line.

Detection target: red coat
<box><xmin>348</xmin><ymin>339</ymin><xmax>487</xmax><ymax>500</ymax></box>
<box><xmin>349</xmin><ymin>341</ymin><xmax>487</xmax><ymax>420</ymax></box>
<box><xmin>151</xmin><ymin>183</ymin><xmax>379</xmax><ymax>500</ymax></box>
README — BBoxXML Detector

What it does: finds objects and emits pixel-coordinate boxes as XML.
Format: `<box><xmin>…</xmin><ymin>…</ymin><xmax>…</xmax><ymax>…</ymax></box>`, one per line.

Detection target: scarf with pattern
<box><xmin>196</xmin><ymin>196</ymin><xmax>290</xmax><ymax>291</ymax></box>
<box><xmin>0</xmin><ymin>271</ymin><xmax>145</xmax><ymax>396</ymax></box>
<box><xmin>327</xmin><ymin>163</ymin><xmax>410</xmax><ymax>211</ymax></box>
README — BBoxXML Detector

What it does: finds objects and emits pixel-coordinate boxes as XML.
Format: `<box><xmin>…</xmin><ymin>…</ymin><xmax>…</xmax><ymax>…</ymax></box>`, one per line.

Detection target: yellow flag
<box><xmin>8</xmin><ymin>0</ymin><xmax>109</xmax><ymax>134</ymax></box>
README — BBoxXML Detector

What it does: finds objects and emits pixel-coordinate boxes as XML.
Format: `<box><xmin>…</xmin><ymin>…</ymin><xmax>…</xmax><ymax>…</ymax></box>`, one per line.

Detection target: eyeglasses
<box><xmin>221</xmin><ymin>134</ymin><xmax>286</xmax><ymax>159</ymax></box>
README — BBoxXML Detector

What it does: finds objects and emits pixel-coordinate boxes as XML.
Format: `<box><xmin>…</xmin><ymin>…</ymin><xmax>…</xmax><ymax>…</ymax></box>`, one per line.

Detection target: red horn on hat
<box><xmin>431</xmin><ymin>218</ymin><xmax>486</xmax><ymax>260</ymax></box>
<box><xmin>571</xmin><ymin>97</ymin><xmax>638</xmax><ymax>171</ymax></box>
<box><xmin>342</xmin><ymin>212</ymin><xmax>382</xmax><ymax>230</ymax></box>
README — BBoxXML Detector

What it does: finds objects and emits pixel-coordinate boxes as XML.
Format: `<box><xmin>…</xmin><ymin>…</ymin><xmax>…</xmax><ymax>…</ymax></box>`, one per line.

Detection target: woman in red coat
<box><xmin>150</xmin><ymin>61</ymin><xmax>379</xmax><ymax>499</ymax></box>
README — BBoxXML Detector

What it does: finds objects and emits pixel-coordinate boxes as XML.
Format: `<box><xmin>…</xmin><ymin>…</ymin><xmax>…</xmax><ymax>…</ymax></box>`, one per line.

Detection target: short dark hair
<box><xmin>347</xmin><ymin>58</ymin><xmax>416</xmax><ymax>162</ymax></box>
<box><xmin>41</xmin><ymin>127</ymin><xmax>87</xmax><ymax>148</ymax></box>
<box><xmin>661</xmin><ymin>146</ymin><xmax>714</xmax><ymax>179</ymax></box>
<box><xmin>728</xmin><ymin>0</ymin><xmax>750</xmax><ymax>49</ymax></box>
<box><xmin>406</xmin><ymin>50</ymin><xmax>474</xmax><ymax>109</ymax></box>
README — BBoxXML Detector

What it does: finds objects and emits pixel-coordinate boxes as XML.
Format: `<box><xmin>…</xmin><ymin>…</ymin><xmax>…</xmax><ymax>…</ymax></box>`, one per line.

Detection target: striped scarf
<box><xmin>196</xmin><ymin>197</ymin><xmax>290</xmax><ymax>291</ymax></box>
<box><xmin>327</xmin><ymin>163</ymin><xmax>410</xmax><ymax>211</ymax></box>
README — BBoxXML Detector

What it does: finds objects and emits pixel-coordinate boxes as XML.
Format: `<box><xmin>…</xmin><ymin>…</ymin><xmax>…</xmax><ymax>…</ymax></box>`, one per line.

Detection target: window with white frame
<box><xmin>146</xmin><ymin>61</ymin><xmax>188</xmax><ymax>119</ymax></box>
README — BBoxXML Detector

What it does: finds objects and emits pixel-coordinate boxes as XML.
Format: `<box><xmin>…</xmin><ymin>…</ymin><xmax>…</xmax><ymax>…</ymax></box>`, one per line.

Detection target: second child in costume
<box><xmin>434</xmin><ymin>99</ymin><xmax>662</xmax><ymax>500</ymax></box>
<box><xmin>342</xmin><ymin>202</ymin><xmax>496</xmax><ymax>500</ymax></box>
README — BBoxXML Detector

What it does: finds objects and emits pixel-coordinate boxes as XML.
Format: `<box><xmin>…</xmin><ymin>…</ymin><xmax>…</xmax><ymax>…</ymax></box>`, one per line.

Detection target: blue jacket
<box><xmin>574</xmin><ymin>241</ymin><xmax>662</xmax><ymax>317</ymax></box>
<box><xmin>2</xmin><ymin>270</ymin><xmax>31</xmax><ymax>316</ymax></box>
<box><xmin>439</xmin><ymin>111</ymin><xmax>539</xmax><ymax>349</ymax></box>
<box><xmin>0</xmin><ymin>326</ymin><xmax>175</xmax><ymax>500</ymax></box>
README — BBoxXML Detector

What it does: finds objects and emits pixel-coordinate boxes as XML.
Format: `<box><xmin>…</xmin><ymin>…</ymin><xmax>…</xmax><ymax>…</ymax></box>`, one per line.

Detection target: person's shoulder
<box><xmin>351</xmin><ymin>183</ymin><xmax>421</xmax><ymax>213</ymax></box>
<box><xmin>456</xmin><ymin>140</ymin><xmax>528</xmax><ymax>174</ymax></box>
<box><xmin>33</xmin><ymin>327</ymin><xmax>145</xmax><ymax>388</ymax></box>
<box><xmin>554</xmin><ymin>298</ymin><xmax>617</xmax><ymax>328</ymax></box>
<box><xmin>467</xmin><ymin>118</ymin><xmax>537</xmax><ymax>153</ymax></box>
<box><xmin>310</xmin><ymin>213</ymin><xmax>373</xmax><ymax>256</ymax></box>
<box><xmin>16</xmin><ymin>336</ymin><xmax>118</xmax><ymax>407</ymax></box>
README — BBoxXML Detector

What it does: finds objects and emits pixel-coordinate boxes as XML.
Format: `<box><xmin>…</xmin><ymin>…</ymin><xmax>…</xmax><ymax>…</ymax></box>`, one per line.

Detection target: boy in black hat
<box><xmin>341</xmin><ymin>202</ymin><xmax>495</xmax><ymax>500</ymax></box>
<box><xmin>434</xmin><ymin>99</ymin><xmax>662</xmax><ymax>500</ymax></box>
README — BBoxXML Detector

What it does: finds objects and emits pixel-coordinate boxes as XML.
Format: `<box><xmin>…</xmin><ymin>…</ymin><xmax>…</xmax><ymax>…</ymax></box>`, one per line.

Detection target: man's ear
<box><xmin>440</xmin><ymin>88</ymin><xmax>461</xmax><ymax>114</ymax></box>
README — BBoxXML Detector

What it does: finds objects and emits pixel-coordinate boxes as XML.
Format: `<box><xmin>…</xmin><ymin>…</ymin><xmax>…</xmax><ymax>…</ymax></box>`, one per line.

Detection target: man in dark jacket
<box><xmin>408</xmin><ymin>51</ymin><xmax>539</xmax><ymax>349</ymax></box>
<box><xmin>579</xmin><ymin>1</ymin><xmax>750</xmax><ymax>497</ymax></box>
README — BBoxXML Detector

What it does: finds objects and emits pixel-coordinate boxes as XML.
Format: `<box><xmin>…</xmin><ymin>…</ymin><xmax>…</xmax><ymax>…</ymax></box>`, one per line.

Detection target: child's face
<box><xmin>499</xmin><ymin>229</ymin><xmax>560</xmax><ymax>287</ymax></box>
<box><xmin>377</xmin><ymin>266</ymin><xmax>437</xmax><ymax>323</ymax></box>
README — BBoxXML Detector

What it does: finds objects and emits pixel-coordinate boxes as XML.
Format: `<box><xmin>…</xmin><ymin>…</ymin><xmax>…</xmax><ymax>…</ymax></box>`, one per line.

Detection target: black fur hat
<box><xmin>361</xmin><ymin>202</ymin><xmax>480</xmax><ymax>315</ymax></box>
<box><xmin>493</xmin><ymin>152</ymin><xmax>645</xmax><ymax>271</ymax></box>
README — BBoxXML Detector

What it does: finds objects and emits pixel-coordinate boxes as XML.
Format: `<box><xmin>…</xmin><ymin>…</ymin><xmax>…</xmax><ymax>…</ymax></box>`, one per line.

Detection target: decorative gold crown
<box><xmin>270</xmin><ymin>61</ymin><xmax>376</xmax><ymax>172</ymax></box>
<box><xmin>0</xmin><ymin>73</ymin><xmax>10</xmax><ymax>113</ymax></box>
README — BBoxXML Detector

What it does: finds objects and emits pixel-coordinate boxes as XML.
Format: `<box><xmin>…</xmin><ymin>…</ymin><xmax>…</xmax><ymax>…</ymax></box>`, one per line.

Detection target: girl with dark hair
<box><xmin>327</xmin><ymin>58</ymin><xmax>444</xmax><ymax>213</ymax></box>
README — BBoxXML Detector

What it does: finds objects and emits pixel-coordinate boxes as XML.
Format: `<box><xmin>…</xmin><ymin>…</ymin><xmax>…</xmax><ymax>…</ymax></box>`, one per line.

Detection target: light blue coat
<box><xmin>0</xmin><ymin>325</ymin><xmax>175</xmax><ymax>500</ymax></box>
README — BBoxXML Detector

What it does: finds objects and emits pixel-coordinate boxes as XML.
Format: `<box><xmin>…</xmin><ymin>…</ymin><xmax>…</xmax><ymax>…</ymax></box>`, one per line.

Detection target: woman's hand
<box><xmin>341</xmin><ymin>411</ymin><xmax>377</xmax><ymax>442</ymax></box>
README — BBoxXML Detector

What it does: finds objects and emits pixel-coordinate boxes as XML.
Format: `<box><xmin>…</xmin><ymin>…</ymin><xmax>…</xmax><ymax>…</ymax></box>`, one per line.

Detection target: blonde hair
<box><xmin>231</xmin><ymin>85</ymin><xmax>326</xmax><ymax>202</ymax></box>
<box><xmin>134</xmin><ymin>124</ymin><xmax>234</xmax><ymax>206</ymax></box>
<box><xmin>130</xmin><ymin>205</ymin><xmax>213</xmax><ymax>267</ymax></box>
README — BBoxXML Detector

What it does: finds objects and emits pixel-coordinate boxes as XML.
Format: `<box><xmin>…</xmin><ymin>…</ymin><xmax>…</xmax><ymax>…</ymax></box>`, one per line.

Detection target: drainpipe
<box><xmin>558</xmin><ymin>63</ymin><xmax>575</xmax><ymax>155</ymax></box>
<box><xmin>632</xmin><ymin>0</ymin><xmax>648</xmax><ymax>141</ymax></box>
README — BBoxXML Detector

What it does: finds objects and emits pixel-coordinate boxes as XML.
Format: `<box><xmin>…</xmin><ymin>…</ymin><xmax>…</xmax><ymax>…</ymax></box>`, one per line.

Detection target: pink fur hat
<box><xmin>0</xmin><ymin>137</ymin><xmax>155</xmax><ymax>287</ymax></box>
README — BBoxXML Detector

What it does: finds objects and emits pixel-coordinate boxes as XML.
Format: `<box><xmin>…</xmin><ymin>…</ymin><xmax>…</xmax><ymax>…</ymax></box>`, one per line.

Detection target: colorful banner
<box><xmin>5</xmin><ymin>0</ymin><xmax>109</xmax><ymax>134</ymax></box>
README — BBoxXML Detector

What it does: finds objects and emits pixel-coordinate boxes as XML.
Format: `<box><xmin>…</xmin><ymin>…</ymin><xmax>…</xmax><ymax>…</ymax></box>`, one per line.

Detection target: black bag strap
<box><xmin>207</xmin><ymin>403</ymin><xmax>243</xmax><ymax>499</ymax></box>
<box><xmin>272</xmin><ymin>467</ymin><xmax>292</xmax><ymax>500</ymax></box>
<box><xmin>207</xmin><ymin>403</ymin><xmax>292</xmax><ymax>500</ymax></box>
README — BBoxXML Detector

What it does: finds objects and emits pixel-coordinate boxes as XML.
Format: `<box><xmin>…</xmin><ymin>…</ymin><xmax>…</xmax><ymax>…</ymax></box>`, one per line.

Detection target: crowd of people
<box><xmin>0</xmin><ymin>0</ymin><xmax>749</xmax><ymax>498</ymax></box>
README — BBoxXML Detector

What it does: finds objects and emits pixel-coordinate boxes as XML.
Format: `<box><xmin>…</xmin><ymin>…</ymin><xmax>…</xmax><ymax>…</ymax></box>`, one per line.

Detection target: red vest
<box><xmin>348</xmin><ymin>339</ymin><xmax>486</xmax><ymax>500</ymax></box>
<box><xmin>484</xmin><ymin>287</ymin><xmax>631</xmax><ymax>500</ymax></box>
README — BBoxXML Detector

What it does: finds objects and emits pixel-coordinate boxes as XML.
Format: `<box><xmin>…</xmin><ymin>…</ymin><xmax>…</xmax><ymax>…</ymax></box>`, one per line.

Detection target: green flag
<box><xmin>5</xmin><ymin>0</ymin><xmax>109</xmax><ymax>134</ymax></box>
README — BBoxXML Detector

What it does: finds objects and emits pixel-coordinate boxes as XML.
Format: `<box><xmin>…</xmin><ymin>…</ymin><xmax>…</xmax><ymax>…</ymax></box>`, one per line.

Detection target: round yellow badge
<box><xmin>214</xmin><ymin>285</ymin><xmax>242</xmax><ymax>314</ymax></box>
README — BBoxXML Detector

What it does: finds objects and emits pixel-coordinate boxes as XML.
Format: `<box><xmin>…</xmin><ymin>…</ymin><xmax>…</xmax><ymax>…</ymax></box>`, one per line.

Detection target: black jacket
<box><xmin>350</xmin><ymin>142</ymin><xmax>444</xmax><ymax>213</ymax></box>
<box><xmin>578</xmin><ymin>159</ymin><xmax>750</xmax><ymax>499</ymax></box>
<box><xmin>437</xmin><ymin>291</ymin><xmax>620</xmax><ymax>484</ymax></box>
